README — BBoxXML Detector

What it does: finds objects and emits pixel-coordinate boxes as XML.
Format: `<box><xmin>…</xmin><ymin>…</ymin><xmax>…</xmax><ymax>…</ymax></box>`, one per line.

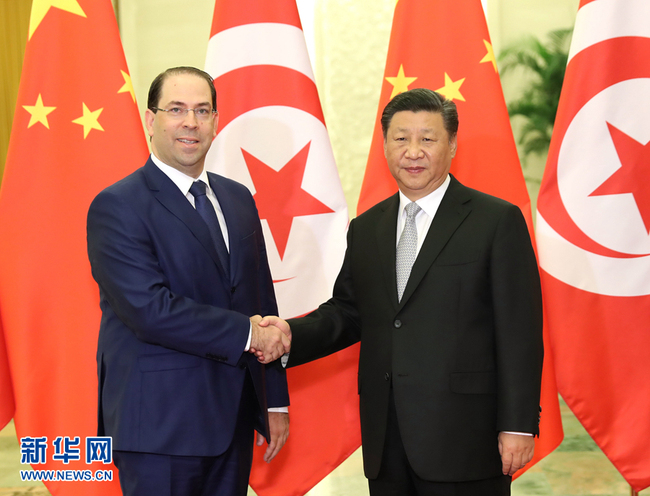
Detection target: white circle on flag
<box><xmin>557</xmin><ymin>78</ymin><xmax>650</xmax><ymax>255</ymax></box>
<box><xmin>208</xmin><ymin>105</ymin><xmax>342</xmax><ymax>204</ymax></box>
<box><xmin>537</xmin><ymin>77</ymin><xmax>650</xmax><ymax>297</ymax></box>
<box><xmin>205</xmin><ymin>105</ymin><xmax>348</xmax><ymax>318</ymax></box>
<box><xmin>536</xmin><ymin>0</ymin><xmax>650</xmax><ymax>297</ymax></box>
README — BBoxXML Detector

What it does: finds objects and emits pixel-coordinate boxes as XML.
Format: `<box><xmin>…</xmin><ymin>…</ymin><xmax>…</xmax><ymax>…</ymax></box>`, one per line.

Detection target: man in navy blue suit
<box><xmin>87</xmin><ymin>67</ymin><xmax>290</xmax><ymax>496</ymax></box>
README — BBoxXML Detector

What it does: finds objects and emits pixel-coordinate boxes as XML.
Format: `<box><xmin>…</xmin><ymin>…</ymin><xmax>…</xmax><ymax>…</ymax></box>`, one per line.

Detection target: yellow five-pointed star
<box><xmin>118</xmin><ymin>70</ymin><xmax>136</xmax><ymax>102</ymax></box>
<box><xmin>436</xmin><ymin>73</ymin><xmax>466</xmax><ymax>102</ymax></box>
<box><xmin>72</xmin><ymin>103</ymin><xmax>104</xmax><ymax>139</ymax></box>
<box><xmin>29</xmin><ymin>0</ymin><xmax>86</xmax><ymax>40</ymax></box>
<box><xmin>385</xmin><ymin>65</ymin><xmax>418</xmax><ymax>99</ymax></box>
<box><xmin>23</xmin><ymin>94</ymin><xmax>56</xmax><ymax>129</ymax></box>
<box><xmin>480</xmin><ymin>40</ymin><xmax>498</xmax><ymax>73</ymax></box>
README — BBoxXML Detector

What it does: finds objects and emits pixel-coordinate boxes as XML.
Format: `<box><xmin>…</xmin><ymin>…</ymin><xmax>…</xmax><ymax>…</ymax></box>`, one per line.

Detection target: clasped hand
<box><xmin>249</xmin><ymin>315</ymin><xmax>291</xmax><ymax>364</ymax></box>
<box><xmin>498</xmin><ymin>432</ymin><xmax>535</xmax><ymax>476</ymax></box>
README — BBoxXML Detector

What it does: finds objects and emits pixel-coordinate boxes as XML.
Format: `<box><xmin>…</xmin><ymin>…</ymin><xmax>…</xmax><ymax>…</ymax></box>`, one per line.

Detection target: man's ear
<box><xmin>145</xmin><ymin>109</ymin><xmax>155</xmax><ymax>138</ymax></box>
<box><xmin>449</xmin><ymin>135</ymin><xmax>458</xmax><ymax>158</ymax></box>
<box><xmin>212</xmin><ymin>110</ymin><xmax>219</xmax><ymax>138</ymax></box>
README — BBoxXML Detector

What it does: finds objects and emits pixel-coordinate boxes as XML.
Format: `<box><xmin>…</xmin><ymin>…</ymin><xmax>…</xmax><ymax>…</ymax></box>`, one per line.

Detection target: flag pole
<box><xmin>631</xmin><ymin>487</ymin><xmax>638</xmax><ymax>496</ymax></box>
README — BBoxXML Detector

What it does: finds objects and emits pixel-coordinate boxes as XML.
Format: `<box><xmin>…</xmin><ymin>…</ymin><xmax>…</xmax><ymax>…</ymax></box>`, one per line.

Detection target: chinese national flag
<box><xmin>536</xmin><ymin>0</ymin><xmax>650</xmax><ymax>491</ymax></box>
<box><xmin>359</xmin><ymin>0</ymin><xmax>564</xmax><ymax>476</ymax></box>
<box><xmin>204</xmin><ymin>1</ymin><xmax>356</xmax><ymax>495</ymax></box>
<box><xmin>0</xmin><ymin>0</ymin><xmax>148</xmax><ymax>494</ymax></box>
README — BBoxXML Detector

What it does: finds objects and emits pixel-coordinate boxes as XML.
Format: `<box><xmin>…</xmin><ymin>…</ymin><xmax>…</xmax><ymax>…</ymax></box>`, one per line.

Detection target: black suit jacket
<box><xmin>287</xmin><ymin>175</ymin><xmax>543</xmax><ymax>481</ymax></box>
<box><xmin>87</xmin><ymin>158</ymin><xmax>289</xmax><ymax>457</ymax></box>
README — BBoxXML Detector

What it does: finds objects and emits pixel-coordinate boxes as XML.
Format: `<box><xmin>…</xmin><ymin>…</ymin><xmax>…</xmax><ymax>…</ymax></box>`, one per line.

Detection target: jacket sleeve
<box><xmin>491</xmin><ymin>204</ymin><xmax>544</xmax><ymax>435</ymax></box>
<box><xmin>251</xmin><ymin>195</ymin><xmax>290</xmax><ymax>407</ymax></box>
<box><xmin>87</xmin><ymin>188</ymin><xmax>251</xmax><ymax>366</ymax></box>
<box><xmin>286</xmin><ymin>220</ymin><xmax>362</xmax><ymax>368</ymax></box>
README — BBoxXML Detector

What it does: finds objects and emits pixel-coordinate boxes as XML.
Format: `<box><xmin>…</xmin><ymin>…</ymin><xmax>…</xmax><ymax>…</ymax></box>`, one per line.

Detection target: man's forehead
<box><xmin>160</xmin><ymin>74</ymin><xmax>212</xmax><ymax>101</ymax></box>
<box><xmin>389</xmin><ymin>111</ymin><xmax>445</xmax><ymax>131</ymax></box>
<box><xmin>391</xmin><ymin>110</ymin><xmax>441</xmax><ymax>121</ymax></box>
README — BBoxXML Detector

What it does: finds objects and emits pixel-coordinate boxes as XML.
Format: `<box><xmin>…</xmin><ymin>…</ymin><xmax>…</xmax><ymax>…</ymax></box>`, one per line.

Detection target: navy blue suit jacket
<box><xmin>87</xmin><ymin>158</ymin><xmax>288</xmax><ymax>457</ymax></box>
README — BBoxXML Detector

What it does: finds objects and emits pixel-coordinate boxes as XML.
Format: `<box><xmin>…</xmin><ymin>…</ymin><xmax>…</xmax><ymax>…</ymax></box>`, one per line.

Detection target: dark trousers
<box><xmin>114</xmin><ymin>374</ymin><xmax>257</xmax><ymax>496</ymax></box>
<box><xmin>368</xmin><ymin>390</ymin><xmax>511</xmax><ymax>496</ymax></box>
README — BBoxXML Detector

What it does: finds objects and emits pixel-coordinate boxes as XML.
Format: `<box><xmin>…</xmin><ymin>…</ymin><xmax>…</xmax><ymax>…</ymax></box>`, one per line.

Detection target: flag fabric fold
<box><xmin>0</xmin><ymin>0</ymin><xmax>148</xmax><ymax>494</ymax></box>
<box><xmin>0</xmin><ymin>318</ymin><xmax>14</xmax><ymax>429</ymax></box>
<box><xmin>358</xmin><ymin>0</ymin><xmax>564</xmax><ymax>476</ymax></box>
<box><xmin>537</xmin><ymin>0</ymin><xmax>650</xmax><ymax>491</ymax></box>
<box><xmin>205</xmin><ymin>1</ymin><xmax>356</xmax><ymax>495</ymax></box>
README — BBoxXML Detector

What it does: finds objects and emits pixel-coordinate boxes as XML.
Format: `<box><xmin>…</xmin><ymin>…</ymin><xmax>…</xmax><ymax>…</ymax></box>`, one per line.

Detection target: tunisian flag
<box><xmin>204</xmin><ymin>1</ymin><xmax>355</xmax><ymax>495</ymax></box>
<box><xmin>359</xmin><ymin>0</ymin><xmax>564</xmax><ymax>475</ymax></box>
<box><xmin>0</xmin><ymin>0</ymin><xmax>148</xmax><ymax>494</ymax></box>
<box><xmin>536</xmin><ymin>0</ymin><xmax>650</xmax><ymax>491</ymax></box>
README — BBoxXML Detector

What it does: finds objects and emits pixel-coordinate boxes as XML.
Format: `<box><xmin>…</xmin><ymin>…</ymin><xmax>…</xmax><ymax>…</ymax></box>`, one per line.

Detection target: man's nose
<box><xmin>182</xmin><ymin>109</ymin><xmax>200</xmax><ymax>126</ymax></box>
<box><xmin>405</xmin><ymin>140</ymin><xmax>423</xmax><ymax>158</ymax></box>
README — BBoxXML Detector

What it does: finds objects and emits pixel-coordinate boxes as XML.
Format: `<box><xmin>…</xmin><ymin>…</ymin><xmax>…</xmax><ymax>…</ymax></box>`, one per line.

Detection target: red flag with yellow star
<box><xmin>204</xmin><ymin>0</ymin><xmax>355</xmax><ymax>495</ymax></box>
<box><xmin>0</xmin><ymin>0</ymin><xmax>147</xmax><ymax>494</ymax></box>
<box><xmin>358</xmin><ymin>0</ymin><xmax>564</xmax><ymax>476</ymax></box>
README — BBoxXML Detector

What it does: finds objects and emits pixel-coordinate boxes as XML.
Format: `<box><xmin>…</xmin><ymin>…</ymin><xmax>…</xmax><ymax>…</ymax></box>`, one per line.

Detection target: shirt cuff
<box><xmin>268</xmin><ymin>407</ymin><xmax>289</xmax><ymax>413</ymax></box>
<box><xmin>244</xmin><ymin>322</ymin><xmax>252</xmax><ymax>351</ymax></box>
<box><xmin>501</xmin><ymin>431</ymin><xmax>533</xmax><ymax>436</ymax></box>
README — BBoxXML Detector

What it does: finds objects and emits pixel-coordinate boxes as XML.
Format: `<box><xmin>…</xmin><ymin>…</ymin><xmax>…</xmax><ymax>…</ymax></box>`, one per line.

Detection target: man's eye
<box><xmin>195</xmin><ymin>108</ymin><xmax>210</xmax><ymax>116</ymax></box>
<box><xmin>169</xmin><ymin>107</ymin><xmax>184</xmax><ymax>115</ymax></box>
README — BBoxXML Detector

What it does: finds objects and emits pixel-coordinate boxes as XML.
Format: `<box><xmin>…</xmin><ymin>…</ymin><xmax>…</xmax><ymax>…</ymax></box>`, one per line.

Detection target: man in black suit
<box><xmin>261</xmin><ymin>89</ymin><xmax>543</xmax><ymax>495</ymax></box>
<box><xmin>87</xmin><ymin>67</ymin><xmax>291</xmax><ymax>496</ymax></box>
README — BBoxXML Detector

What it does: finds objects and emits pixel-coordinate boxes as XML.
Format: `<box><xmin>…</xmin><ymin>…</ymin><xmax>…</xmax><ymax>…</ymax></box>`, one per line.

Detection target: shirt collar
<box><xmin>150</xmin><ymin>153</ymin><xmax>211</xmax><ymax>196</ymax></box>
<box><xmin>398</xmin><ymin>174</ymin><xmax>451</xmax><ymax>219</ymax></box>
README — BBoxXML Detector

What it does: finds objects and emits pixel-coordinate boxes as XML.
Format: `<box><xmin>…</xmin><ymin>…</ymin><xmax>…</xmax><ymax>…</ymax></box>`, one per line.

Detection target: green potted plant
<box><xmin>499</xmin><ymin>28</ymin><xmax>572</xmax><ymax>163</ymax></box>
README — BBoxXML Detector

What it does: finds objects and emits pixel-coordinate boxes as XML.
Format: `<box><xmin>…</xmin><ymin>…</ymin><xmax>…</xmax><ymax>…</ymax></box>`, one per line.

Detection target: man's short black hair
<box><xmin>147</xmin><ymin>67</ymin><xmax>217</xmax><ymax>111</ymax></box>
<box><xmin>381</xmin><ymin>88</ymin><xmax>458</xmax><ymax>139</ymax></box>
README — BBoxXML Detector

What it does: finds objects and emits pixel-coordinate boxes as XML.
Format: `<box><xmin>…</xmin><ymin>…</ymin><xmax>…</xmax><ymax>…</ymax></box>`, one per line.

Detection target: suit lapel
<box><xmin>376</xmin><ymin>194</ymin><xmax>400</xmax><ymax>312</ymax></box>
<box><xmin>143</xmin><ymin>160</ymin><xmax>229</xmax><ymax>279</ymax></box>
<box><xmin>398</xmin><ymin>176</ymin><xmax>472</xmax><ymax>309</ymax></box>
<box><xmin>208</xmin><ymin>173</ymin><xmax>239</xmax><ymax>282</ymax></box>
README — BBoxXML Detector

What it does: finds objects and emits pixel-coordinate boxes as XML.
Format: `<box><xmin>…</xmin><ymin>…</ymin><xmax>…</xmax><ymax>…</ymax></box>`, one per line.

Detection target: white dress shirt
<box><xmin>151</xmin><ymin>155</ymin><xmax>287</xmax><ymax>413</ymax></box>
<box><xmin>396</xmin><ymin>174</ymin><xmax>450</xmax><ymax>252</ymax></box>
<box><xmin>395</xmin><ymin>174</ymin><xmax>530</xmax><ymax>437</ymax></box>
<box><xmin>151</xmin><ymin>154</ymin><xmax>229</xmax><ymax>251</ymax></box>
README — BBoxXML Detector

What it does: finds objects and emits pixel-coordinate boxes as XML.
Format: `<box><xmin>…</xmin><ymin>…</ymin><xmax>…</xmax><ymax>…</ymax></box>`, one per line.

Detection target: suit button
<box><xmin>384</xmin><ymin>372</ymin><xmax>390</xmax><ymax>381</ymax></box>
<box><xmin>231</xmin><ymin>287</ymin><xmax>236</xmax><ymax>294</ymax></box>
<box><xmin>240</xmin><ymin>363</ymin><xmax>247</xmax><ymax>369</ymax></box>
<box><xmin>394</xmin><ymin>320</ymin><xmax>402</xmax><ymax>328</ymax></box>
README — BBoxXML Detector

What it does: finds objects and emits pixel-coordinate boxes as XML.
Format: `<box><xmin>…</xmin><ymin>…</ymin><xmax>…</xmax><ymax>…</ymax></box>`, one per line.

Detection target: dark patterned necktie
<box><xmin>189</xmin><ymin>180</ymin><xmax>229</xmax><ymax>279</ymax></box>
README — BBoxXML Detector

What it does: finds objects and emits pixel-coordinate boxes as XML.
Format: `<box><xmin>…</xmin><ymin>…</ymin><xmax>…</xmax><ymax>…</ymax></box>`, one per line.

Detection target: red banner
<box><xmin>359</xmin><ymin>0</ymin><xmax>564</xmax><ymax>475</ymax></box>
<box><xmin>537</xmin><ymin>0</ymin><xmax>650</xmax><ymax>491</ymax></box>
<box><xmin>205</xmin><ymin>1</ymin><xmax>358</xmax><ymax>495</ymax></box>
<box><xmin>0</xmin><ymin>1</ymin><xmax>148</xmax><ymax>494</ymax></box>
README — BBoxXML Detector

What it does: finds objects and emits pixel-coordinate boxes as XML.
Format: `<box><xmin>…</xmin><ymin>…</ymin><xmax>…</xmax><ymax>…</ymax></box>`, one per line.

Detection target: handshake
<box><xmin>249</xmin><ymin>315</ymin><xmax>291</xmax><ymax>364</ymax></box>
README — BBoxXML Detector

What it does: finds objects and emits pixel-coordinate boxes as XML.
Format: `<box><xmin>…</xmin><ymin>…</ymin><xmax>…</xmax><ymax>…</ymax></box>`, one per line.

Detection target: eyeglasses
<box><xmin>151</xmin><ymin>107</ymin><xmax>217</xmax><ymax>121</ymax></box>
